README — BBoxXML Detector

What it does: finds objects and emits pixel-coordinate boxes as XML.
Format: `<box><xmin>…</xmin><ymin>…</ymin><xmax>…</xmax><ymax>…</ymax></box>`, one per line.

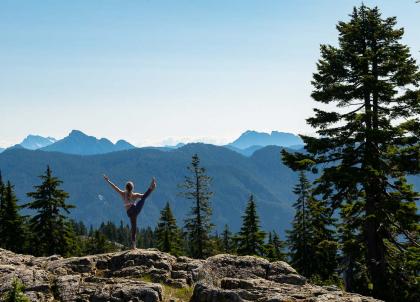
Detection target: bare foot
<box><xmin>149</xmin><ymin>177</ymin><xmax>157</xmax><ymax>191</ymax></box>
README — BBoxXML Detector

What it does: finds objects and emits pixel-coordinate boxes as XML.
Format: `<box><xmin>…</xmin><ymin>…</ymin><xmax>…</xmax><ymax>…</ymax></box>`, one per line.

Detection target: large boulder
<box><xmin>0</xmin><ymin>248</ymin><xmax>382</xmax><ymax>302</ymax></box>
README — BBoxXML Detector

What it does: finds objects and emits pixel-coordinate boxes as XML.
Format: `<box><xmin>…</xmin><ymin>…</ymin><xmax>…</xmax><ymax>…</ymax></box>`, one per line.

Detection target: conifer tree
<box><xmin>287</xmin><ymin>172</ymin><xmax>338</xmax><ymax>281</ymax></box>
<box><xmin>266</xmin><ymin>231</ymin><xmax>286</xmax><ymax>262</ymax></box>
<box><xmin>137</xmin><ymin>226</ymin><xmax>156</xmax><ymax>249</ymax></box>
<box><xmin>156</xmin><ymin>202</ymin><xmax>183</xmax><ymax>256</ymax></box>
<box><xmin>236</xmin><ymin>194</ymin><xmax>265</xmax><ymax>256</ymax></box>
<box><xmin>282</xmin><ymin>5</ymin><xmax>419</xmax><ymax>300</ymax></box>
<box><xmin>2</xmin><ymin>278</ymin><xmax>30</xmax><ymax>302</ymax></box>
<box><xmin>0</xmin><ymin>182</ymin><xmax>26</xmax><ymax>253</ymax></box>
<box><xmin>221</xmin><ymin>224</ymin><xmax>233</xmax><ymax>253</ymax></box>
<box><xmin>25</xmin><ymin>166</ymin><xmax>76</xmax><ymax>256</ymax></box>
<box><xmin>287</xmin><ymin>172</ymin><xmax>314</xmax><ymax>277</ymax></box>
<box><xmin>85</xmin><ymin>230</ymin><xmax>116</xmax><ymax>254</ymax></box>
<box><xmin>0</xmin><ymin>170</ymin><xmax>5</xmax><ymax>243</ymax></box>
<box><xmin>180</xmin><ymin>154</ymin><xmax>214</xmax><ymax>259</ymax></box>
<box><xmin>339</xmin><ymin>204</ymin><xmax>370</xmax><ymax>295</ymax></box>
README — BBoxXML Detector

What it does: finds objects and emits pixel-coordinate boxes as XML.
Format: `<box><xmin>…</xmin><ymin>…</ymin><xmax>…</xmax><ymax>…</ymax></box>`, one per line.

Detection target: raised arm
<box><xmin>103</xmin><ymin>175</ymin><xmax>124</xmax><ymax>195</ymax></box>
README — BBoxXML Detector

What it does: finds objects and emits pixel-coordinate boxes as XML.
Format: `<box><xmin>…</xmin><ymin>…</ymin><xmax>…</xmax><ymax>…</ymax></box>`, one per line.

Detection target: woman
<box><xmin>103</xmin><ymin>175</ymin><xmax>157</xmax><ymax>249</ymax></box>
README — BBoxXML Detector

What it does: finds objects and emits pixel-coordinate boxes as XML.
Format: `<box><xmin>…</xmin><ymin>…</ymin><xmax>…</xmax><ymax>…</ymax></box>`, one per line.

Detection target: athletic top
<box><xmin>121</xmin><ymin>192</ymin><xmax>138</xmax><ymax>210</ymax></box>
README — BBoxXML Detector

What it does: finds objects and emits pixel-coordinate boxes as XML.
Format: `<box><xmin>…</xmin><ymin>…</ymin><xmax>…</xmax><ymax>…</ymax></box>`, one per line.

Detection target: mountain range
<box><xmin>0</xmin><ymin>142</ymin><xmax>418</xmax><ymax>237</ymax></box>
<box><xmin>6</xmin><ymin>130</ymin><xmax>136</xmax><ymax>155</ymax></box>
<box><xmin>2</xmin><ymin>130</ymin><xmax>304</xmax><ymax>157</ymax></box>
<box><xmin>40</xmin><ymin>130</ymin><xmax>135</xmax><ymax>155</ymax></box>
<box><xmin>0</xmin><ymin>144</ymin><xmax>301</xmax><ymax>235</ymax></box>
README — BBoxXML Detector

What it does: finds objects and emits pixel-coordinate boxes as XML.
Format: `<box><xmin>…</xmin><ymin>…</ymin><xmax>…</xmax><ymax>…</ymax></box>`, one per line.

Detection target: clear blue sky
<box><xmin>1</xmin><ymin>0</ymin><xmax>419</xmax><ymax>147</ymax></box>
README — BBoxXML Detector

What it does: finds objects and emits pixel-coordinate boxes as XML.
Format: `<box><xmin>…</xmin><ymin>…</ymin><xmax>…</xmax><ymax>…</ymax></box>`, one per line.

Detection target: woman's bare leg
<box><xmin>129</xmin><ymin>214</ymin><xmax>137</xmax><ymax>249</ymax></box>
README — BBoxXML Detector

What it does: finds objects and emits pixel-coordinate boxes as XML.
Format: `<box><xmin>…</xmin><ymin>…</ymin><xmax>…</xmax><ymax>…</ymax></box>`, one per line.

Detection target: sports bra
<box><xmin>122</xmin><ymin>191</ymin><xmax>138</xmax><ymax>209</ymax></box>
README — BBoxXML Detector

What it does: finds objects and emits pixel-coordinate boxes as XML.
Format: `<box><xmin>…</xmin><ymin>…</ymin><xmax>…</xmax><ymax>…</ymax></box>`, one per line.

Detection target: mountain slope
<box><xmin>20</xmin><ymin>135</ymin><xmax>56</xmax><ymax>150</ymax></box>
<box><xmin>1</xmin><ymin>144</ymin><xmax>418</xmax><ymax>235</ymax></box>
<box><xmin>41</xmin><ymin>130</ymin><xmax>135</xmax><ymax>155</ymax></box>
<box><xmin>0</xmin><ymin>144</ymin><xmax>297</xmax><ymax>234</ymax></box>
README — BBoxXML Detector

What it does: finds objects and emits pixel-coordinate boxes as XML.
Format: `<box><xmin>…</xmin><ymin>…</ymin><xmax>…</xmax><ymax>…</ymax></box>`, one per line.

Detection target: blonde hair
<box><xmin>125</xmin><ymin>181</ymin><xmax>134</xmax><ymax>192</ymax></box>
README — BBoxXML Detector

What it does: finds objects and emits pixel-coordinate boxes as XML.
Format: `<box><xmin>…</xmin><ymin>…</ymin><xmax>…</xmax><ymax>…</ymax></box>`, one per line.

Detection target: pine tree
<box><xmin>0</xmin><ymin>182</ymin><xmax>26</xmax><ymax>252</ymax></box>
<box><xmin>137</xmin><ymin>226</ymin><xmax>156</xmax><ymax>249</ymax></box>
<box><xmin>25</xmin><ymin>166</ymin><xmax>76</xmax><ymax>256</ymax></box>
<box><xmin>309</xmin><ymin>197</ymin><xmax>338</xmax><ymax>282</ymax></box>
<box><xmin>180</xmin><ymin>154</ymin><xmax>214</xmax><ymax>259</ymax></box>
<box><xmin>156</xmin><ymin>202</ymin><xmax>183</xmax><ymax>256</ymax></box>
<box><xmin>286</xmin><ymin>172</ymin><xmax>338</xmax><ymax>281</ymax></box>
<box><xmin>117</xmin><ymin>221</ymin><xmax>130</xmax><ymax>247</ymax></box>
<box><xmin>0</xmin><ymin>170</ymin><xmax>5</xmax><ymax>244</ymax></box>
<box><xmin>287</xmin><ymin>172</ymin><xmax>315</xmax><ymax>277</ymax></box>
<box><xmin>266</xmin><ymin>231</ymin><xmax>286</xmax><ymax>262</ymax></box>
<box><xmin>236</xmin><ymin>194</ymin><xmax>265</xmax><ymax>256</ymax></box>
<box><xmin>222</xmin><ymin>224</ymin><xmax>233</xmax><ymax>253</ymax></box>
<box><xmin>85</xmin><ymin>230</ymin><xmax>116</xmax><ymax>254</ymax></box>
<box><xmin>339</xmin><ymin>204</ymin><xmax>370</xmax><ymax>295</ymax></box>
<box><xmin>282</xmin><ymin>5</ymin><xmax>419</xmax><ymax>300</ymax></box>
<box><xmin>2</xmin><ymin>278</ymin><xmax>30</xmax><ymax>302</ymax></box>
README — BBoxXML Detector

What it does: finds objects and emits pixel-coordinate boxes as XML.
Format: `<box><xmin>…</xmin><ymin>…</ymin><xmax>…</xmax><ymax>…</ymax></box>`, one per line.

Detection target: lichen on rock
<box><xmin>0</xmin><ymin>248</ymin><xmax>382</xmax><ymax>302</ymax></box>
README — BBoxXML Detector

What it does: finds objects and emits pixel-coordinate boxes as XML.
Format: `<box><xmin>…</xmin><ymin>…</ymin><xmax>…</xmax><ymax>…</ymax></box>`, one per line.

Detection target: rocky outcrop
<box><xmin>0</xmin><ymin>248</ymin><xmax>381</xmax><ymax>302</ymax></box>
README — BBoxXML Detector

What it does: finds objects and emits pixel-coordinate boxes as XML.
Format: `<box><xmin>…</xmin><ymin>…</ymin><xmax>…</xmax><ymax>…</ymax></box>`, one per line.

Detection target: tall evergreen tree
<box><xmin>156</xmin><ymin>202</ymin><xmax>183</xmax><ymax>256</ymax></box>
<box><xmin>287</xmin><ymin>172</ymin><xmax>338</xmax><ymax>281</ymax></box>
<box><xmin>0</xmin><ymin>182</ymin><xmax>26</xmax><ymax>252</ymax></box>
<box><xmin>85</xmin><ymin>230</ymin><xmax>117</xmax><ymax>254</ymax></box>
<box><xmin>0</xmin><ymin>170</ymin><xmax>5</xmax><ymax>243</ymax></box>
<box><xmin>180</xmin><ymin>154</ymin><xmax>214</xmax><ymax>259</ymax></box>
<box><xmin>339</xmin><ymin>203</ymin><xmax>370</xmax><ymax>295</ymax></box>
<box><xmin>287</xmin><ymin>171</ymin><xmax>315</xmax><ymax>277</ymax></box>
<box><xmin>25</xmin><ymin>166</ymin><xmax>76</xmax><ymax>256</ymax></box>
<box><xmin>221</xmin><ymin>224</ymin><xmax>234</xmax><ymax>253</ymax></box>
<box><xmin>282</xmin><ymin>5</ymin><xmax>419</xmax><ymax>300</ymax></box>
<box><xmin>137</xmin><ymin>226</ymin><xmax>156</xmax><ymax>249</ymax></box>
<box><xmin>265</xmin><ymin>231</ymin><xmax>286</xmax><ymax>262</ymax></box>
<box><xmin>236</xmin><ymin>194</ymin><xmax>265</xmax><ymax>256</ymax></box>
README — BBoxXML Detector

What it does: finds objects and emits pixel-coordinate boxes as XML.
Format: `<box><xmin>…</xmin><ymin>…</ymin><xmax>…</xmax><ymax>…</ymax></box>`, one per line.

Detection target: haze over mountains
<box><xmin>41</xmin><ymin>130</ymin><xmax>135</xmax><ymax>155</ymax></box>
<box><xmin>0</xmin><ymin>131</ymin><xmax>418</xmax><ymax>235</ymax></box>
<box><xmin>228</xmin><ymin>130</ymin><xmax>304</xmax><ymax>150</ymax></box>
<box><xmin>2</xmin><ymin>130</ymin><xmax>136</xmax><ymax>155</ymax></box>
<box><xmin>1</xmin><ymin>130</ymin><xmax>304</xmax><ymax>156</ymax></box>
<box><xmin>20</xmin><ymin>135</ymin><xmax>57</xmax><ymax>150</ymax></box>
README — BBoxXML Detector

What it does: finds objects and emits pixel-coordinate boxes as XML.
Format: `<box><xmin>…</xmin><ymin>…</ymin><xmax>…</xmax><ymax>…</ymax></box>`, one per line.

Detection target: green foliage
<box><xmin>156</xmin><ymin>202</ymin><xmax>184</xmax><ymax>256</ymax></box>
<box><xmin>287</xmin><ymin>171</ymin><xmax>338</xmax><ymax>281</ymax></box>
<box><xmin>236</xmin><ymin>194</ymin><xmax>266</xmax><ymax>256</ymax></box>
<box><xmin>265</xmin><ymin>231</ymin><xmax>287</xmax><ymax>262</ymax></box>
<box><xmin>180</xmin><ymin>154</ymin><xmax>214</xmax><ymax>259</ymax></box>
<box><xmin>161</xmin><ymin>284</ymin><xmax>194</xmax><ymax>302</ymax></box>
<box><xmin>282</xmin><ymin>5</ymin><xmax>420</xmax><ymax>301</ymax></box>
<box><xmin>137</xmin><ymin>226</ymin><xmax>156</xmax><ymax>249</ymax></box>
<box><xmin>25</xmin><ymin>166</ymin><xmax>76</xmax><ymax>256</ymax></box>
<box><xmin>0</xmin><ymin>182</ymin><xmax>26</xmax><ymax>253</ymax></box>
<box><xmin>221</xmin><ymin>224</ymin><xmax>234</xmax><ymax>253</ymax></box>
<box><xmin>84</xmin><ymin>230</ymin><xmax>119</xmax><ymax>254</ymax></box>
<box><xmin>2</xmin><ymin>278</ymin><xmax>30</xmax><ymax>302</ymax></box>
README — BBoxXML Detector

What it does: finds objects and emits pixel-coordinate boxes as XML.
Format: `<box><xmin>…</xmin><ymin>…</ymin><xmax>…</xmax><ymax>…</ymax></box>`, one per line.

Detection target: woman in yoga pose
<box><xmin>103</xmin><ymin>175</ymin><xmax>157</xmax><ymax>249</ymax></box>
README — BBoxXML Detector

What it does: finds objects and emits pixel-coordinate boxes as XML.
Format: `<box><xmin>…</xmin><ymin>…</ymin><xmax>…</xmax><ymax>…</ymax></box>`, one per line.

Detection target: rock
<box><xmin>0</xmin><ymin>248</ymin><xmax>382</xmax><ymax>302</ymax></box>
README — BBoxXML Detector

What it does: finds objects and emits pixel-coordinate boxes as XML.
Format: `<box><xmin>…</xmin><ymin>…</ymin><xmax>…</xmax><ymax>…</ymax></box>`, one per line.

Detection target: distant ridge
<box><xmin>19</xmin><ymin>134</ymin><xmax>57</xmax><ymax>150</ymax></box>
<box><xmin>41</xmin><ymin>130</ymin><xmax>136</xmax><ymax>155</ymax></box>
<box><xmin>226</xmin><ymin>130</ymin><xmax>304</xmax><ymax>156</ymax></box>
